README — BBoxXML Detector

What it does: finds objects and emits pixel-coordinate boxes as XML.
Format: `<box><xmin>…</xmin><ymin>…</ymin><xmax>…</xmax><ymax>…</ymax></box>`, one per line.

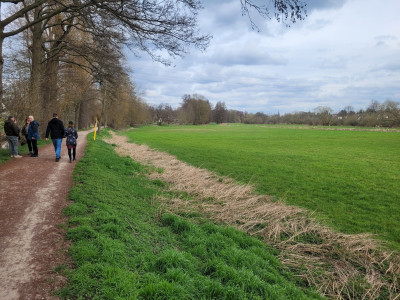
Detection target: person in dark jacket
<box><xmin>28</xmin><ymin>115</ymin><xmax>39</xmax><ymax>157</ymax></box>
<box><xmin>45</xmin><ymin>113</ymin><xmax>65</xmax><ymax>162</ymax></box>
<box><xmin>3</xmin><ymin>115</ymin><xmax>22</xmax><ymax>158</ymax></box>
<box><xmin>65</xmin><ymin>121</ymin><xmax>78</xmax><ymax>163</ymax></box>
<box><xmin>21</xmin><ymin>117</ymin><xmax>33</xmax><ymax>154</ymax></box>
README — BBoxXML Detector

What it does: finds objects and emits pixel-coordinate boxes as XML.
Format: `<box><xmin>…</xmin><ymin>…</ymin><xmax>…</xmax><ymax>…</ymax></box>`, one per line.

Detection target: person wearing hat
<box><xmin>3</xmin><ymin>115</ymin><xmax>22</xmax><ymax>158</ymax></box>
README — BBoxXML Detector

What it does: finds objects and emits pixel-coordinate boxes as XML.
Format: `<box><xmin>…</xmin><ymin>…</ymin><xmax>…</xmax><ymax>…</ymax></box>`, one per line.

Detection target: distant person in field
<box><xmin>21</xmin><ymin>117</ymin><xmax>32</xmax><ymax>155</ymax></box>
<box><xmin>3</xmin><ymin>115</ymin><xmax>22</xmax><ymax>158</ymax></box>
<box><xmin>27</xmin><ymin>115</ymin><xmax>39</xmax><ymax>157</ymax></box>
<box><xmin>65</xmin><ymin>121</ymin><xmax>78</xmax><ymax>163</ymax></box>
<box><xmin>45</xmin><ymin>113</ymin><xmax>65</xmax><ymax>162</ymax></box>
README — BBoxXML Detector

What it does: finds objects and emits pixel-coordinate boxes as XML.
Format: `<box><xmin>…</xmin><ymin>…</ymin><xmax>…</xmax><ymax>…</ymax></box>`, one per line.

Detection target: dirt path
<box><xmin>0</xmin><ymin>131</ymin><xmax>90</xmax><ymax>300</ymax></box>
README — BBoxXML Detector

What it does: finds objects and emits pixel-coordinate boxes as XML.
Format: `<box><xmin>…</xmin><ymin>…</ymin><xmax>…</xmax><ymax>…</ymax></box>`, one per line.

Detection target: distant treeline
<box><xmin>149</xmin><ymin>94</ymin><xmax>400</xmax><ymax>128</ymax></box>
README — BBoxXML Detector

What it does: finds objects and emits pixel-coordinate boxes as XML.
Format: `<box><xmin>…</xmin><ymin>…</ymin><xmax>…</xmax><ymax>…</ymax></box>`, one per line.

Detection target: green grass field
<box><xmin>124</xmin><ymin>124</ymin><xmax>400</xmax><ymax>250</ymax></box>
<box><xmin>58</xmin><ymin>132</ymin><xmax>322</xmax><ymax>299</ymax></box>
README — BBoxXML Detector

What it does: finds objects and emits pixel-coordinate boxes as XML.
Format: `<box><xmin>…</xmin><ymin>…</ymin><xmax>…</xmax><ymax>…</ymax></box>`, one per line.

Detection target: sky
<box><xmin>128</xmin><ymin>0</ymin><xmax>400</xmax><ymax>114</ymax></box>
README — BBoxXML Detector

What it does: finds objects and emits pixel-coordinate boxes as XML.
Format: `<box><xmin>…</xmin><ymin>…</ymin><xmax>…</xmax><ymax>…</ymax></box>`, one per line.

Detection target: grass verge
<box><xmin>0</xmin><ymin>139</ymin><xmax>51</xmax><ymax>164</ymax></box>
<box><xmin>57</xmin><ymin>132</ymin><xmax>323</xmax><ymax>299</ymax></box>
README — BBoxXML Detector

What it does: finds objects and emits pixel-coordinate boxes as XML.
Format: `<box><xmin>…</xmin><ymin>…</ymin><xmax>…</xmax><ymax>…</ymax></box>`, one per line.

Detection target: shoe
<box><xmin>69</xmin><ymin>158</ymin><xmax>72</xmax><ymax>163</ymax></box>
<box><xmin>30</xmin><ymin>154</ymin><xmax>38</xmax><ymax>157</ymax></box>
<box><xmin>56</xmin><ymin>158</ymin><xmax>60</xmax><ymax>162</ymax></box>
<box><xmin>73</xmin><ymin>157</ymin><xmax>76</xmax><ymax>161</ymax></box>
<box><xmin>11</xmin><ymin>155</ymin><xmax>14</xmax><ymax>158</ymax></box>
<box><xmin>14</xmin><ymin>155</ymin><xmax>22</xmax><ymax>158</ymax></box>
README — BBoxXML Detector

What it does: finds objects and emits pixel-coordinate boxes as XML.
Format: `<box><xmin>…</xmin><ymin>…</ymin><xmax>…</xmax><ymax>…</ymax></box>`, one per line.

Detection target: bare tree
<box><xmin>1</xmin><ymin>0</ymin><xmax>308</xmax><ymax>113</ymax></box>
<box><xmin>180</xmin><ymin>94</ymin><xmax>212</xmax><ymax>125</ymax></box>
<box><xmin>0</xmin><ymin>0</ymin><xmax>211</xmax><ymax>113</ymax></box>
<box><xmin>155</xmin><ymin>104</ymin><xmax>176</xmax><ymax>125</ymax></box>
<box><xmin>314</xmin><ymin>106</ymin><xmax>333</xmax><ymax>126</ymax></box>
<box><xmin>213</xmin><ymin>101</ymin><xmax>228</xmax><ymax>124</ymax></box>
<box><xmin>240</xmin><ymin>0</ymin><xmax>307</xmax><ymax>30</ymax></box>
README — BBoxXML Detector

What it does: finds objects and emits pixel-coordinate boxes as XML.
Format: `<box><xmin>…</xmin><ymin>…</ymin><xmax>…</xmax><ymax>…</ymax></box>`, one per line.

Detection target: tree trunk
<box><xmin>42</xmin><ymin>54</ymin><xmax>60</xmax><ymax>118</ymax></box>
<box><xmin>0</xmin><ymin>34</ymin><xmax>4</xmax><ymax>114</ymax></box>
<box><xmin>74</xmin><ymin>101</ymin><xmax>80</xmax><ymax>129</ymax></box>
<box><xmin>30</xmin><ymin>7</ymin><xmax>44</xmax><ymax>125</ymax></box>
<box><xmin>0</xmin><ymin>0</ymin><xmax>4</xmax><ymax>114</ymax></box>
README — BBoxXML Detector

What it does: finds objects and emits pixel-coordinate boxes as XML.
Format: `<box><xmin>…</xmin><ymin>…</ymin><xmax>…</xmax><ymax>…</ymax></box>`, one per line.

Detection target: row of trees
<box><xmin>149</xmin><ymin>97</ymin><xmax>400</xmax><ymax>128</ymax></box>
<box><xmin>0</xmin><ymin>0</ymin><xmax>212</xmax><ymax>136</ymax></box>
<box><xmin>1</xmin><ymin>0</ymin><xmax>307</xmax><ymax>138</ymax></box>
<box><xmin>148</xmin><ymin>94</ymin><xmax>227</xmax><ymax>126</ymax></box>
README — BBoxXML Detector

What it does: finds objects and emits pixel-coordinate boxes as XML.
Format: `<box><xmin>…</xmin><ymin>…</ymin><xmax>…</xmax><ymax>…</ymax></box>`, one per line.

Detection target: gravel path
<box><xmin>0</xmin><ymin>131</ymin><xmax>90</xmax><ymax>300</ymax></box>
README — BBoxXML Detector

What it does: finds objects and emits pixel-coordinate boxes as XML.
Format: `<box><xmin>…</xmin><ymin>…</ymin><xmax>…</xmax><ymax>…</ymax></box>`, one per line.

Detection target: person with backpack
<box><xmin>64</xmin><ymin>121</ymin><xmax>78</xmax><ymax>163</ymax></box>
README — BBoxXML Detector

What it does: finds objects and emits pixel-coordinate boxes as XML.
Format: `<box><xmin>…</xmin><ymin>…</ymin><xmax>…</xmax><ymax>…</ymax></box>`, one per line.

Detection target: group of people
<box><xmin>3</xmin><ymin>113</ymin><xmax>79</xmax><ymax>163</ymax></box>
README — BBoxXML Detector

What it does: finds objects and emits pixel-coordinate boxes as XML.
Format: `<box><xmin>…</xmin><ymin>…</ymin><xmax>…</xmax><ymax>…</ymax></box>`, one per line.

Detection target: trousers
<box><xmin>52</xmin><ymin>138</ymin><xmax>62</xmax><ymax>158</ymax></box>
<box><xmin>6</xmin><ymin>136</ymin><xmax>19</xmax><ymax>156</ymax></box>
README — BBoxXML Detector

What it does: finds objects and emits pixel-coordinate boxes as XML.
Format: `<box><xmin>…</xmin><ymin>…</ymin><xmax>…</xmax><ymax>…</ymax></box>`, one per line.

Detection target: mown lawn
<box><xmin>58</xmin><ymin>131</ymin><xmax>322</xmax><ymax>299</ymax></box>
<box><xmin>124</xmin><ymin>124</ymin><xmax>400</xmax><ymax>250</ymax></box>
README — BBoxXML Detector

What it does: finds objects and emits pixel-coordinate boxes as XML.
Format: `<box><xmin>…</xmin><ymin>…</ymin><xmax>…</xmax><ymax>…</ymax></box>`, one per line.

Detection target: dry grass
<box><xmin>105</xmin><ymin>132</ymin><xmax>400</xmax><ymax>299</ymax></box>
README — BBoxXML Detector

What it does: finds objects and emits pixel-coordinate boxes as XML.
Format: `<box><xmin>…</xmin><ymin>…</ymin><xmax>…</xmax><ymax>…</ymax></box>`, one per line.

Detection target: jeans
<box><xmin>52</xmin><ymin>138</ymin><xmax>62</xmax><ymax>158</ymax></box>
<box><xmin>6</xmin><ymin>136</ymin><xmax>19</xmax><ymax>156</ymax></box>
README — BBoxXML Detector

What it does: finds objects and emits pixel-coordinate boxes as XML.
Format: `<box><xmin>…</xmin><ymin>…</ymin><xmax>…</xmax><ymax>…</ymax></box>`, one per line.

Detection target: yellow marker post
<box><xmin>94</xmin><ymin>118</ymin><xmax>98</xmax><ymax>140</ymax></box>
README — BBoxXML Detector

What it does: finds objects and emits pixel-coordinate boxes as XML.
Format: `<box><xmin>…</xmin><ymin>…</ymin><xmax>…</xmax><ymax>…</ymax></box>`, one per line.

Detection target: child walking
<box><xmin>65</xmin><ymin>121</ymin><xmax>78</xmax><ymax>163</ymax></box>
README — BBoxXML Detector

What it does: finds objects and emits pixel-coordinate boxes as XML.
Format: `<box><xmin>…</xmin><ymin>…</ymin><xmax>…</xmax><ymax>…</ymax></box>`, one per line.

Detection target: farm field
<box><xmin>58</xmin><ymin>132</ymin><xmax>322</xmax><ymax>299</ymax></box>
<box><xmin>124</xmin><ymin>124</ymin><xmax>400</xmax><ymax>250</ymax></box>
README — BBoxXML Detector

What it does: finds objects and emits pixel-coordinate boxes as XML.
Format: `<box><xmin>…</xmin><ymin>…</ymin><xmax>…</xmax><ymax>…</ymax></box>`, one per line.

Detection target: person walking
<box><xmin>45</xmin><ymin>113</ymin><xmax>65</xmax><ymax>162</ymax></box>
<box><xmin>64</xmin><ymin>121</ymin><xmax>78</xmax><ymax>163</ymax></box>
<box><xmin>3</xmin><ymin>115</ymin><xmax>22</xmax><ymax>158</ymax></box>
<box><xmin>21</xmin><ymin>117</ymin><xmax>33</xmax><ymax>155</ymax></box>
<box><xmin>28</xmin><ymin>115</ymin><xmax>39</xmax><ymax>157</ymax></box>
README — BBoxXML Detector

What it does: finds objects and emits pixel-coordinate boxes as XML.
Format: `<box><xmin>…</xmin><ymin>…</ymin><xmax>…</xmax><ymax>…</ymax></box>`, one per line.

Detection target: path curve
<box><xmin>0</xmin><ymin>130</ymin><xmax>91</xmax><ymax>300</ymax></box>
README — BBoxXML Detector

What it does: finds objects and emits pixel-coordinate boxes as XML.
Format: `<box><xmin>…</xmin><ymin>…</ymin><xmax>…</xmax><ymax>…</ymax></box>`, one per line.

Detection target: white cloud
<box><xmin>129</xmin><ymin>0</ymin><xmax>400</xmax><ymax>114</ymax></box>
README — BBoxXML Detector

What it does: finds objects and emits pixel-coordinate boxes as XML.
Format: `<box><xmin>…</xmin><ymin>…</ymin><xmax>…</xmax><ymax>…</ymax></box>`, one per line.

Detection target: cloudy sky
<box><xmin>128</xmin><ymin>0</ymin><xmax>400</xmax><ymax>114</ymax></box>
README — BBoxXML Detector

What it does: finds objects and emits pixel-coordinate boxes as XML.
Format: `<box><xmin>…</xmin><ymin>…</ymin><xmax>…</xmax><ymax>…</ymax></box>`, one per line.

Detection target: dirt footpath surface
<box><xmin>0</xmin><ymin>131</ymin><xmax>90</xmax><ymax>300</ymax></box>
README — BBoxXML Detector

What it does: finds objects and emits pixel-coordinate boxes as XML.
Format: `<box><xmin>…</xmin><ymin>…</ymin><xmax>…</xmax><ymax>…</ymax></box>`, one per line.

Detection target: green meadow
<box><xmin>124</xmin><ymin>124</ymin><xmax>400</xmax><ymax>250</ymax></box>
<box><xmin>58</xmin><ymin>132</ymin><xmax>322</xmax><ymax>299</ymax></box>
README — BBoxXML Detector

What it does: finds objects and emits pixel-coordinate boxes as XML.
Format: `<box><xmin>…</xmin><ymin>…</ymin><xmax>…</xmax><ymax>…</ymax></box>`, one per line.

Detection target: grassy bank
<box><xmin>58</xmin><ymin>132</ymin><xmax>322</xmax><ymax>299</ymax></box>
<box><xmin>0</xmin><ymin>139</ymin><xmax>50</xmax><ymax>164</ymax></box>
<box><xmin>123</xmin><ymin>124</ymin><xmax>400</xmax><ymax>250</ymax></box>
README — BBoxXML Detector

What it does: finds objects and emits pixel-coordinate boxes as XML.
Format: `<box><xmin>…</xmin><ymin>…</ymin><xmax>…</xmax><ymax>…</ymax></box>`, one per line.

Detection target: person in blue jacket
<box><xmin>27</xmin><ymin>115</ymin><xmax>39</xmax><ymax>157</ymax></box>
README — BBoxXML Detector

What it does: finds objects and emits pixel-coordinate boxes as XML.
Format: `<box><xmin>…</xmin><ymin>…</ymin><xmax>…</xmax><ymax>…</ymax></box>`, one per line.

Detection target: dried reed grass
<box><xmin>105</xmin><ymin>133</ymin><xmax>400</xmax><ymax>299</ymax></box>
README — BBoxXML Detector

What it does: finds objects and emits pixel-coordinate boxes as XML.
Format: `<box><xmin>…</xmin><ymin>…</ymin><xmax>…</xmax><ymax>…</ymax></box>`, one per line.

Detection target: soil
<box><xmin>0</xmin><ymin>131</ymin><xmax>90</xmax><ymax>300</ymax></box>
